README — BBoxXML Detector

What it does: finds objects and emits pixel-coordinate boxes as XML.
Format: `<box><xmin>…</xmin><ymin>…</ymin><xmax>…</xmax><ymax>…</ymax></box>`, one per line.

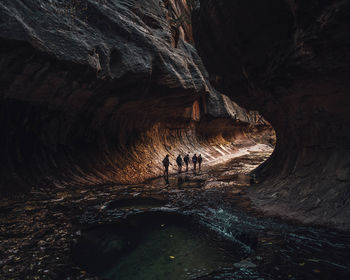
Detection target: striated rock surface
<box><xmin>0</xmin><ymin>0</ymin><xmax>272</xmax><ymax>193</ymax></box>
<box><xmin>193</xmin><ymin>0</ymin><xmax>350</xmax><ymax>228</ymax></box>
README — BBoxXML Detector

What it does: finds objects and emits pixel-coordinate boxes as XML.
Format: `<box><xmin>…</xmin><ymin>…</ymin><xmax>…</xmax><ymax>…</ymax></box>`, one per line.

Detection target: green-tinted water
<box><xmin>74</xmin><ymin>212</ymin><xmax>241</xmax><ymax>280</ymax></box>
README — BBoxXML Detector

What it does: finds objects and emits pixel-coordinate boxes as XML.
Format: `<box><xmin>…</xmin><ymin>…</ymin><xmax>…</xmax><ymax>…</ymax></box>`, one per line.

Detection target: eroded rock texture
<box><xmin>0</xmin><ymin>0</ymin><xmax>272</xmax><ymax>193</ymax></box>
<box><xmin>193</xmin><ymin>0</ymin><xmax>350</xmax><ymax>228</ymax></box>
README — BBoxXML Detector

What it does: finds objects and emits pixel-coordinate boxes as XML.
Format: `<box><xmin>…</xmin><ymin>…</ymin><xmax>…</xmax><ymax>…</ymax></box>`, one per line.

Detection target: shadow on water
<box><xmin>175</xmin><ymin>175</ymin><xmax>203</xmax><ymax>189</ymax></box>
<box><xmin>72</xmin><ymin>212</ymin><xmax>246</xmax><ymax>280</ymax></box>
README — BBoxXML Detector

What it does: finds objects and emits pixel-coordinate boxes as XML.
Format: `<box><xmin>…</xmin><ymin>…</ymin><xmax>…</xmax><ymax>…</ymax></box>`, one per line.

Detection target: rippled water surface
<box><xmin>74</xmin><ymin>150</ymin><xmax>350</xmax><ymax>280</ymax></box>
<box><xmin>74</xmin><ymin>212</ymin><xmax>244</xmax><ymax>280</ymax></box>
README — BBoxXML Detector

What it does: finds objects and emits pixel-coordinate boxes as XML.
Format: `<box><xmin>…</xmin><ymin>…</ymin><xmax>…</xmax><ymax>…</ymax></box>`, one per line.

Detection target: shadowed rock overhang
<box><xmin>193</xmin><ymin>0</ymin><xmax>350</xmax><ymax>229</ymax></box>
<box><xmin>0</xmin><ymin>0</ymin><xmax>273</xmax><ymax>193</ymax></box>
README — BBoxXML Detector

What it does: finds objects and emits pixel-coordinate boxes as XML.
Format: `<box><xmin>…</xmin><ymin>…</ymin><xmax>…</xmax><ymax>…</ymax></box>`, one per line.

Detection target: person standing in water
<box><xmin>184</xmin><ymin>154</ymin><xmax>190</xmax><ymax>172</ymax></box>
<box><xmin>176</xmin><ymin>154</ymin><xmax>183</xmax><ymax>173</ymax></box>
<box><xmin>162</xmin><ymin>155</ymin><xmax>171</xmax><ymax>181</ymax></box>
<box><xmin>198</xmin><ymin>154</ymin><xmax>203</xmax><ymax>171</ymax></box>
<box><xmin>192</xmin><ymin>154</ymin><xmax>198</xmax><ymax>172</ymax></box>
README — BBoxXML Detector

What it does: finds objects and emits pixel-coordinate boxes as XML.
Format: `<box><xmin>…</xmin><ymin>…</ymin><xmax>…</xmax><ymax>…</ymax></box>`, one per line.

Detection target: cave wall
<box><xmin>0</xmin><ymin>0</ymin><xmax>272</xmax><ymax>194</ymax></box>
<box><xmin>193</xmin><ymin>0</ymin><xmax>350</xmax><ymax>227</ymax></box>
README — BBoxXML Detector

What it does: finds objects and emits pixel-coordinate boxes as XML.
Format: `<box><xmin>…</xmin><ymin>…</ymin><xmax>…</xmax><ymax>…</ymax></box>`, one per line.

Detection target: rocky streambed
<box><xmin>1</xmin><ymin>147</ymin><xmax>350</xmax><ymax>280</ymax></box>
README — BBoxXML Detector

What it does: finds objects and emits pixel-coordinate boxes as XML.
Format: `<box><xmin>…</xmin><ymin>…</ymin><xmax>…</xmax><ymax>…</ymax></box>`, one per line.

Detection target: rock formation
<box><xmin>193</xmin><ymin>0</ymin><xmax>350</xmax><ymax>228</ymax></box>
<box><xmin>0</xmin><ymin>0</ymin><xmax>272</xmax><ymax>194</ymax></box>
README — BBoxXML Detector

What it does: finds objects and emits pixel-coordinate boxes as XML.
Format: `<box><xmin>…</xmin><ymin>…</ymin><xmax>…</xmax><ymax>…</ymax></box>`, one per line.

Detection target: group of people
<box><xmin>162</xmin><ymin>153</ymin><xmax>203</xmax><ymax>179</ymax></box>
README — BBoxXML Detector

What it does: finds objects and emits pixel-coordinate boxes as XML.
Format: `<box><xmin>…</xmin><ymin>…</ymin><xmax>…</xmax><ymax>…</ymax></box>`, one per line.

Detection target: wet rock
<box><xmin>0</xmin><ymin>150</ymin><xmax>272</xmax><ymax>280</ymax></box>
<box><xmin>1</xmin><ymin>152</ymin><xmax>350</xmax><ymax>280</ymax></box>
<box><xmin>233</xmin><ymin>259</ymin><xmax>258</xmax><ymax>269</ymax></box>
<box><xmin>193</xmin><ymin>0</ymin><xmax>350</xmax><ymax>230</ymax></box>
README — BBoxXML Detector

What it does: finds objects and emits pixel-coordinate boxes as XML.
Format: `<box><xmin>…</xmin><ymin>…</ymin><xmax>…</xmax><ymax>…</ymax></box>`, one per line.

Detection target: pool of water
<box><xmin>75</xmin><ymin>191</ymin><xmax>350</xmax><ymax>280</ymax></box>
<box><xmin>73</xmin><ymin>212</ymin><xmax>245</xmax><ymax>280</ymax></box>
<box><xmin>74</xmin><ymin>150</ymin><xmax>350</xmax><ymax>280</ymax></box>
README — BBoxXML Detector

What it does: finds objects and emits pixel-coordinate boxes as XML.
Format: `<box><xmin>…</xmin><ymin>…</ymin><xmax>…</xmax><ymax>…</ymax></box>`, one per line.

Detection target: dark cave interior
<box><xmin>0</xmin><ymin>0</ymin><xmax>350</xmax><ymax>279</ymax></box>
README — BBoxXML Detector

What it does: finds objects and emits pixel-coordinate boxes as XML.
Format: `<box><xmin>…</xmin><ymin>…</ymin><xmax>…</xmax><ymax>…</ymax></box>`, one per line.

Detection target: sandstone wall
<box><xmin>193</xmin><ymin>0</ymin><xmax>350</xmax><ymax>227</ymax></box>
<box><xmin>0</xmin><ymin>0</ymin><xmax>272</xmax><ymax>193</ymax></box>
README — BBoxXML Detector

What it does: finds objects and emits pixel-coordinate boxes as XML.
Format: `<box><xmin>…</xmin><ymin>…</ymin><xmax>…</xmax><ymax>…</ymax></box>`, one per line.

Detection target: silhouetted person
<box><xmin>198</xmin><ymin>154</ymin><xmax>202</xmax><ymax>171</ymax></box>
<box><xmin>192</xmin><ymin>154</ymin><xmax>197</xmax><ymax>172</ymax></box>
<box><xmin>184</xmin><ymin>154</ymin><xmax>190</xmax><ymax>172</ymax></box>
<box><xmin>162</xmin><ymin>155</ymin><xmax>171</xmax><ymax>181</ymax></box>
<box><xmin>176</xmin><ymin>154</ymin><xmax>183</xmax><ymax>173</ymax></box>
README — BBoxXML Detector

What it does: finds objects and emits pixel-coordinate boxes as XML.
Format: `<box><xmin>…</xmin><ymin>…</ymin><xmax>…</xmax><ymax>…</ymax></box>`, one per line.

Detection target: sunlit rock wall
<box><xmin>0</xmin><ymin>0</ymin><xmax>272</xmax><ymax>193</ymax></box>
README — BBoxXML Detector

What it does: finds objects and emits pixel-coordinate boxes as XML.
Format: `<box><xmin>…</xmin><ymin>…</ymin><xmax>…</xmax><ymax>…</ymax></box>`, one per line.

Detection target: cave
<box><xmin>0</xmin><ymin>1</ymin><xmax>350</xmax><ymax>280</ymax></box>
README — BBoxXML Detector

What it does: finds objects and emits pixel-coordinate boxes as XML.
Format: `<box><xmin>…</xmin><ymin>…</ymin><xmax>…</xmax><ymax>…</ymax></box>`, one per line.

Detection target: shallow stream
<box><xmin>73</xmin><ymin>151</ymin><xmax>350</xmax><ymax>280</ymax></box>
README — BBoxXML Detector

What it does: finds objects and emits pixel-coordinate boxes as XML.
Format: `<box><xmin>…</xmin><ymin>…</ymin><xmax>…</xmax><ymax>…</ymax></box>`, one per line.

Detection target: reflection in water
<box><xmin>73</xmin><ymin>212</ymin><xmax>243</xmax><ymax>280</ymax></box>
<box><xmin>75</xmin><ymin>150</ymin><xmax>350</xmax><ymax>280</ymax></box>
<box><xmin>76</xmin><ymin>204</ymin><xmax>350</xmax><ymax>280</ymax></box>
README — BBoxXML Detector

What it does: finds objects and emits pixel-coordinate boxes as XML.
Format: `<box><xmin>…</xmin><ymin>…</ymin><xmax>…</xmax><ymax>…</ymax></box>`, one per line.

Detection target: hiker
<box><xmin>162</xmin><ymin>155</ymin><xmax>171</xmax><ymax>180</ymax></box>
<box><xmin>192</xmin><ymin>154</ymin><xmax>198</xmax><ymax>172</ymax></box>
<box><xmin>198</xmin><ymin>154</ymin><xmax>203</xmax><ymax>171</ymax></box>
<box><xmin>176</xmin><ymin>154</ymin><xmax>183</xmax><ymax>173</ymax></box>
<box><xmin>184</xmin><ymin>154</ymin><xmax>190</xmax><ymax>172</ymax></box>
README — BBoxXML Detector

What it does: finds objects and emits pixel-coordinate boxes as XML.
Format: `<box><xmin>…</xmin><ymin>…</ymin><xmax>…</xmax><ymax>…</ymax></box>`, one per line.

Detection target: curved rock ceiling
<box><xmin>0</xmin><ymin>0</ymin><xmax>273</xmax><ymax>193</ymax></box>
